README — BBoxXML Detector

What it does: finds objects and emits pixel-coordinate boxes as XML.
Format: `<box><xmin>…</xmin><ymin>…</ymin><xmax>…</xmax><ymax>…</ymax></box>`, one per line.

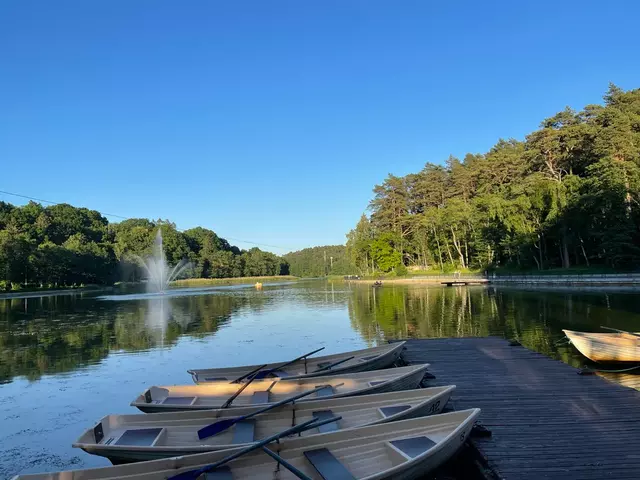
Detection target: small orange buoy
<box><xmin>255</xmin><ymin>282</ymin><xmax>263</xmax><ymax>289</ymax></box>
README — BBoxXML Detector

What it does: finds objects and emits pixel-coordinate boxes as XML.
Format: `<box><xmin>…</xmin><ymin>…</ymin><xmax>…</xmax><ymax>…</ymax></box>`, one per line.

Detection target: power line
<box><xmin>0</xmin><ymin>189</ymin><xmax>129</xmax><ymax>219</ymax></box>
<box><xmin>0</xmin><ymin>189</ymin><xmax>293</xmax><ymax>251</ymax></box>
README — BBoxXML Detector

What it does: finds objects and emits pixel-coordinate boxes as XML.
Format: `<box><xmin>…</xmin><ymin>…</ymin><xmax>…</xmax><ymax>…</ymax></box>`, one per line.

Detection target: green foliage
<box><xmin>0</xmin><ymin>202</ymin><xmax>290</xmax><ymax>290</ymax></box>
<box><xmin>347</xmin><ymin>85</ymin><xmax>640</xmax><ymax>271</ymax></box>
<box><xmin>284</xmin><ymin>245</ymin><xmax>351</xmax><ymax>277</ymax></box>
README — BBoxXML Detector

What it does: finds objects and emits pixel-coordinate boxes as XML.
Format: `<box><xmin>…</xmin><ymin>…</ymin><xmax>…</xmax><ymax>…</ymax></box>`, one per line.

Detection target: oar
<box><xmin>231</xmin><ymin>363</ymin><xmax>269</xmax><ymax>383</ymax></box>
<box><xmin>600</xmin><ymin>326</ymin><xmax>640</xmax><ymax>338</ymax></box>
<box><xmin>252</xmin><ymin>347</ymin><xmax>326</xmax><ymax>380</ymax></box>
<box><xmin>220</xmin><ymin>365</ymin><xmax>267</xmax><ymax>409</ymax></box>
<box><xmin>260</xmin><ymin>446</ymin><xmax>313</xmax><ymax>480</ymax></box>
<box><xmin>312</xmin><ymin>355</ymin><xmax>355</xmax><ymax>373</ymax></box>
<box><xmin>168</xmin><ymin>416</ymin><xmax>342</xmax><ymax>480</ymax></box>
<box><xmin>198</xmin><ymin>383</ymin><xmax>335</xmax><ymax>439</ymax></box>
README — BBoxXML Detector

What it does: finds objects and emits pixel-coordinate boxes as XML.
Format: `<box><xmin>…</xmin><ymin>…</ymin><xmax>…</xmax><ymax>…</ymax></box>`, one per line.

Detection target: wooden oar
<box><xmin>252</xmin><ymin>347</ymin><xmax>326</xmax><ymax>380</ymax></box>
<box><xmin>168</xmin><ymin>416</ymin><xmax>342</xmax><ymax>480</ymax></box>
<box><xmin>312</xmin><ymin>355</ymin><xmax>355</xmax><ymax>373</ymax></box>
<box><xmin>260</xmin><ymin>446</ymin><xmax>313</xmax><ymax>480</ymax></box>
<box><xmin>600</xmin><ymin>326</ymin><xmax>640</xmax><ymax>338</ymax></box>
<box><xmin>231</xmin><ymin>363</ymin><xmax>270</xmax><ymax>383</ymax></box>
<box><xmin>220</xmin><ymin>365</ymin><xmax>267</xmax><ymax>409</ymax></box>
<box><xmin>197</xmin><ymin>383</ymin><xmax>340</xmax><ymax>439</ymax></box>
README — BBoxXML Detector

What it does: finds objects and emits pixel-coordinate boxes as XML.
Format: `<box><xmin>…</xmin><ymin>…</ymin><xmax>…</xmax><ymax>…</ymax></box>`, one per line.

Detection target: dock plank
<box><xmin>399</xmin><ymin>337</ymin><xmax>640</xmax><ymax>480</ymax></box>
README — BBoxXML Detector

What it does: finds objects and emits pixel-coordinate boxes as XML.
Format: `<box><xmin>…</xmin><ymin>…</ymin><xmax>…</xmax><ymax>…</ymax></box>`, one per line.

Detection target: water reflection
<box><xmin>3</xmin><ymin>282</ymin><xmax>640</xmax><ymax>384</ymax></box>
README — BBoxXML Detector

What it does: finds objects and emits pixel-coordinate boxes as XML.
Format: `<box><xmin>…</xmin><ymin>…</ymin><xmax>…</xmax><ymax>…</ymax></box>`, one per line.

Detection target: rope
<box><xmin>582</xmin><ymin>364</ymin><xmax>640</xmax><ymax>374</ymax></box>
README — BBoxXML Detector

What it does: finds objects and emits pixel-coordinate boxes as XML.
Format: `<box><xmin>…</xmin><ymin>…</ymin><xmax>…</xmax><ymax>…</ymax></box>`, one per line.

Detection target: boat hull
<box><xmin>76</xmin><ymin>387</ymin><xmax>455</xmax><ymax>464</ymax></box>
<box><xmin>133</xmin><ymin>364</ymin><xmax>430</xmax><ymax>413</ymax></box>
<box><xmin>14</xmin><ymin>409</ymin><xmax>481</xmax><ymax>480</ymax></box>
<box><xmin>564</xmin><ymin>329</ymin><xmax>640</xmax><ymax>362</ymax></box>
<box><xmin>189</xmin><ymin>342</ymin><xmax>406</xmax><ymax>383</ymax></box>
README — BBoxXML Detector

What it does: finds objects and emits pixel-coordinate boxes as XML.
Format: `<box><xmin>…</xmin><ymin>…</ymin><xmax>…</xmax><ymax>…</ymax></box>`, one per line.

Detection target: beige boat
<box><xmin>564</xmin><ymin>329</ymin><xmax>640</xmax><ymax>362</ymax></box>
<box><xmin>14</xmin><ymin>409</ymin><xmax>481</xmax><ymax>480</ymax></box>
<box><xmin>132</xmin><ymin>364</ymin><xmax>430</xmax><ymax>413</ymax></box>
<box><xmin>188</xmin><ymin>342</ymin><xmax>406</xmax><ymax>384</ymax></box>
<box><xmin>76</xmin><ymin>387</ymin><xmax>455</xmax><ymax>464</ymax></box>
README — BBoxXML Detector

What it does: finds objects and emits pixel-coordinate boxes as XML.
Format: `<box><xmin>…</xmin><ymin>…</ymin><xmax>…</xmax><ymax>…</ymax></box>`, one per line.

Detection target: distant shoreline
<box><xmin>0</xmin><ymin>286</ymin><xmax>109</xmax><ymax>300</ymax></box>
<box><xmin>171</xmin><ymin>275</ymin><xmax>299</xmax><ymax>287</ymax></box>
<box><xmin>345</xmin><ymin>273</ymin><xmax>640</xmax><ymax>286</ymax></box>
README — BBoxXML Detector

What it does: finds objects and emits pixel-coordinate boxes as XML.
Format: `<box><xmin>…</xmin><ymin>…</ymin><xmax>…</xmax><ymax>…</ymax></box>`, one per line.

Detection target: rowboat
<box><xmin>188</xmin><ymin>342</ymin><xmax>406</xmax><ymax>383</ymax></box>
<box><xmin>76</xmin><ymin>387</ymin><xmax>455</xmax><ymax>464</ymax></box>
<box><xmin>563</xmin><ymin>329</ymin><xmax>640</xmax><ymax>362</ymax></box>
<box><xmin>132</xmin><ymin>364</ymin><xmax>430</xmax><ymax>413</ymax></box>
<box><xmin>15</xmin><ymin>409</ymin><xmax>481</xmax><ymax>480</ymax></box>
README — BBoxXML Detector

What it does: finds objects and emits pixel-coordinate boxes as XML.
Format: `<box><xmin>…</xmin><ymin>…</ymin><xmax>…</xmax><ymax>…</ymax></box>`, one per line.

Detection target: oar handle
<box><xmin>255</xmin><ymin>347</ymin><xmax>326</xmax><ymax>379</ymax></box>
<box><xmin>244</xmin><ymin>384</ymin><xmax>332</xmax><ymax>419</ymax></box>
<box><xmin>198</xmin><ymin>383</ymin><xmax>333</xmax><ymax>439</ymax></box>
<box><xmin>232</xmin><ymin>363</ymin><xmax>269</xmax><ymax>384</ymax></box>
<box><xmin>171</xmin><ymin>416</ymin><xmax>342</xmax><ymax>480</ymax></box>
<box><xmin>221</xmin><ymin>365</ymin><xmax>267</xmax><ymax>408</ymax></box>
<box><xmin>260</xmin><ymin>446</ymin><xmax>313</xmax><ymax>480</ymax></box>
<box><xmin>313</xmin><ymin>356</ymin><xmax>355</xmax><ymax>373</ymax></box>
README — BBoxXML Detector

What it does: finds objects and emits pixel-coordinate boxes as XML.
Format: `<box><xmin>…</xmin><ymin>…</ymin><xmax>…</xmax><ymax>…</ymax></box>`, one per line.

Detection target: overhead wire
<box><xmin>0</xmin><ymin>189</ymin><xmax>292</xmax><ymax>251</ymax></box>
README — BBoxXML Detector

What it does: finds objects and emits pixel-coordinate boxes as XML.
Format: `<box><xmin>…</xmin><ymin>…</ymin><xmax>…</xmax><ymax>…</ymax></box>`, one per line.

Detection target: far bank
<box><xmin>342</xmin><ymin>273</ymin><xmax>640</xmax><ymax>286</ymax></box>
<box><xmin>171</xmin><ymin>275</ymin><xmax>298</xmax><ymax>287</ymax></box>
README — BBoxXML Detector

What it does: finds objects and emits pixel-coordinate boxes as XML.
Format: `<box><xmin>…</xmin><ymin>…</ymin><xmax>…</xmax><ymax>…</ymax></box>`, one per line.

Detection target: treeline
<box><xmin>284</xmin><ymin>245</ymin><xmax>350</xmax><ymax>277</ymax></box>
<box><xmin>0</xmin><ymin>201</ymin><xmax>289</xmax><ymax>290</ymax></box>
<box><xmin>347</xmin><ymin>84</ymin><xmax>640</xmax><ymax>273</ymax></box>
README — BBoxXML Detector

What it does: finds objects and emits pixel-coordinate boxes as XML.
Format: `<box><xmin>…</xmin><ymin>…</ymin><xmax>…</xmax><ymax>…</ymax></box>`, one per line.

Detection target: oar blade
<box><xmin>198</xmin><ymin>418</ymin><xmax>239</xmax><ymax>440</ymax></box>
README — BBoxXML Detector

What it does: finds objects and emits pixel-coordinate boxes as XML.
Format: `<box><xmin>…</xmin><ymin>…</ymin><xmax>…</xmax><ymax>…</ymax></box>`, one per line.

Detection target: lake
<box><xmin>2</xmin><ymin>280</ymin><xmax>640</xmax><ymax>477</ymax></box>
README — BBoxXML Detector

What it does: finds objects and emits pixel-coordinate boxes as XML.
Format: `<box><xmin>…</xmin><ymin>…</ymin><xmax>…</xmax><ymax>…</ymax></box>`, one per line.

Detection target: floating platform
<box><xmin>399</xmin><ymin>337</ymin><xmax>640</xmax><ymax>479</ymax></box>
<box><xmin>441</xmin><ymin>279</ymin><xmax>489</xmax><ymax>286</ymax></box>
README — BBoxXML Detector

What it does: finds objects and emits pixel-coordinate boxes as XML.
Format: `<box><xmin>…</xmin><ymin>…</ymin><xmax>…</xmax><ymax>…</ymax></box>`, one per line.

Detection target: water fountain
<box><xmin>137</xmin><ymin>229</ymin><xmax>191</xmax><ymax>294</ymax></box>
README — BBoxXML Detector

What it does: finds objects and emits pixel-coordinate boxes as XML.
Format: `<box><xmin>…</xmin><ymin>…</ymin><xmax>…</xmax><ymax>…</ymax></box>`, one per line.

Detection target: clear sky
<box><xmin>1</xmin><ymin>1</ymin><xmax>639</xmax><ymax>253</ymax></box>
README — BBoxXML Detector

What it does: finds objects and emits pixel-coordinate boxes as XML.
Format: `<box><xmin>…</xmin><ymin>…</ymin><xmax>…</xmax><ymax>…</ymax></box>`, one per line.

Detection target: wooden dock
<box><xmin>400</xmin><ymin>337</ymin><xmax>640</xmax><ymax>479</ymax></box>
<box><xmin>441</xmin><ymin>279</ymin><xmax>489</xmax><ymax>286</ymax></box>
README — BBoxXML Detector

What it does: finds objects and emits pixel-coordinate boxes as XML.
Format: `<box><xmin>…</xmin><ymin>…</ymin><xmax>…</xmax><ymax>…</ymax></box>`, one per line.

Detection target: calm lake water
<box><xmin>2</xmin><ymin>280</ymin><xmax>640</xmax><ymax>477</ymax></box>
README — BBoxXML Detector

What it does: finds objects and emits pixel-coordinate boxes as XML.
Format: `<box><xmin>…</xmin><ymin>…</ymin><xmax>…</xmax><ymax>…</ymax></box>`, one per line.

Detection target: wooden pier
<box><xmin>441</xmin><ymin>279</ymin><xmax>489</xmax><ymax>286</ymax></box>
<box><xmin>399</xmin><ymin>337</ymin><xmax>640</xmax><ymax>479</ymax></box>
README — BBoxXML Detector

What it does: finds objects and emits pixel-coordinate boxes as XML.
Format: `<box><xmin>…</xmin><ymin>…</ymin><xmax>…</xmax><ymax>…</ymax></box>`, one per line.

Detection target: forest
<box><xmin>0</xmin><ymin>202</ymin><xmax>289</xmax><ymax>290</ymax></box>
<box><xmin>284</xmin><ymin>245</ymin><xmax>350</xmax><ymax>277</ymax></box>
<box><xmin>346</xmin><ymin>85</ymin><xmax>640</xmax><ymax>273</ymax></box>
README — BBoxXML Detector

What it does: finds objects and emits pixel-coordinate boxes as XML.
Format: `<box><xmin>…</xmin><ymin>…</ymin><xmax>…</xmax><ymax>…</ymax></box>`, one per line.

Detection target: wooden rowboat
<box><xmin>76</xmin><ymin>387</ymin><xmax>455</xmax><ymax>464</ymax></box>
<box><xmin>15</xmin><ymin>409</ymin><xmax>481</xmax><ymax>480</ymax></box>
<box><xmin>188</xmin><ymin>342</ymin><xmax>406</xmax><ymax>384</ymax></box>
<box><xmin>564</xmin><ymin>329</ymin><xmax>640</xmax><ymax>362</ymax></box>
<box><xmin>132</xmin><ymin>364</ymin><xmax>430</xmax><ymax>413</ymax></box>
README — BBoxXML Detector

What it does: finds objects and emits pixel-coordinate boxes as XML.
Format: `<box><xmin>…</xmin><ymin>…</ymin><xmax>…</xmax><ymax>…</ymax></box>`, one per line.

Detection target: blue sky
<box><xmin>1</xmin><ymin>1</ymin><xmax>639</xmax><ymax>253</ymax></box>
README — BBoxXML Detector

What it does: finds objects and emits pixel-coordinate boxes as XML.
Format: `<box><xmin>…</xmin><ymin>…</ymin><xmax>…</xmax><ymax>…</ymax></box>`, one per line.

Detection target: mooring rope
<box><xmin>582</xmin><ymin>364</ymin><xmax>640</xmax><ymax>374</ymax></box>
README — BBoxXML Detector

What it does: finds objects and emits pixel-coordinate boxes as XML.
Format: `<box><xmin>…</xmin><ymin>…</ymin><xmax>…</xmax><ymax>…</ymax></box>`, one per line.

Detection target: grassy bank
<box><xmin>171</xmin><ymin>275</ymin><xmax>298</xmax><ymax>287</ymax></box>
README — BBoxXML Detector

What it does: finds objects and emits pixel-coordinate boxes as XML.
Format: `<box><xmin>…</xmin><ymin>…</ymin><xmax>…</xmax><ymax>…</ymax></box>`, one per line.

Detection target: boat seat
<box><xmin>270</xmin><ymin>370</ymin><xmax>290</xmax><ymax>378</ymax></box>
<box><xmin>315</xmin><ymin>386</ymin><xmax>334</xmax><ymax>398</ymax></box>
<box><xmin>251</xmin><ymin>391</ymin><xmax>270</xmax><ymax>404</ymax></box>
<box><xmin>304</xmin><ymin>448</ymin><xmax>356</xmax><ymax>480</ymax></box>
<box><xmin>379</xmin><ymin>405</ymin><xmax>411</xmax><ymax>418</ymax></box>
<box><xmin>232</xmin><ymin>420</ymin><xmax>255</xmax><ymax>444</ymax></box>
<box><xmin>115</xmin><ymin>428</ymin><xmax>163</xmax><ymax>446</ymax></box>
<box><xmin>162</xmin><ymin>396</ymin><xmax>195</xmax><ymax>405</ymax></box>
<box><xmin>390</xmin><ymin>436</ymin><xmax>436</xmax><ymax>458</ymax></box>
<box><xmin>368</xmin><ymin>381</ymin><xmax>386</xmax><ymax>387</ymax></box>
<box><xmin>312</xmin><ymin>410</ymin><xmax>339</xmax><ymax>433</ymax></box>
<box><xmin>203</xmin><ymin>466</ymin><xmax>233</xmax><ymax>479</ymax></box>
